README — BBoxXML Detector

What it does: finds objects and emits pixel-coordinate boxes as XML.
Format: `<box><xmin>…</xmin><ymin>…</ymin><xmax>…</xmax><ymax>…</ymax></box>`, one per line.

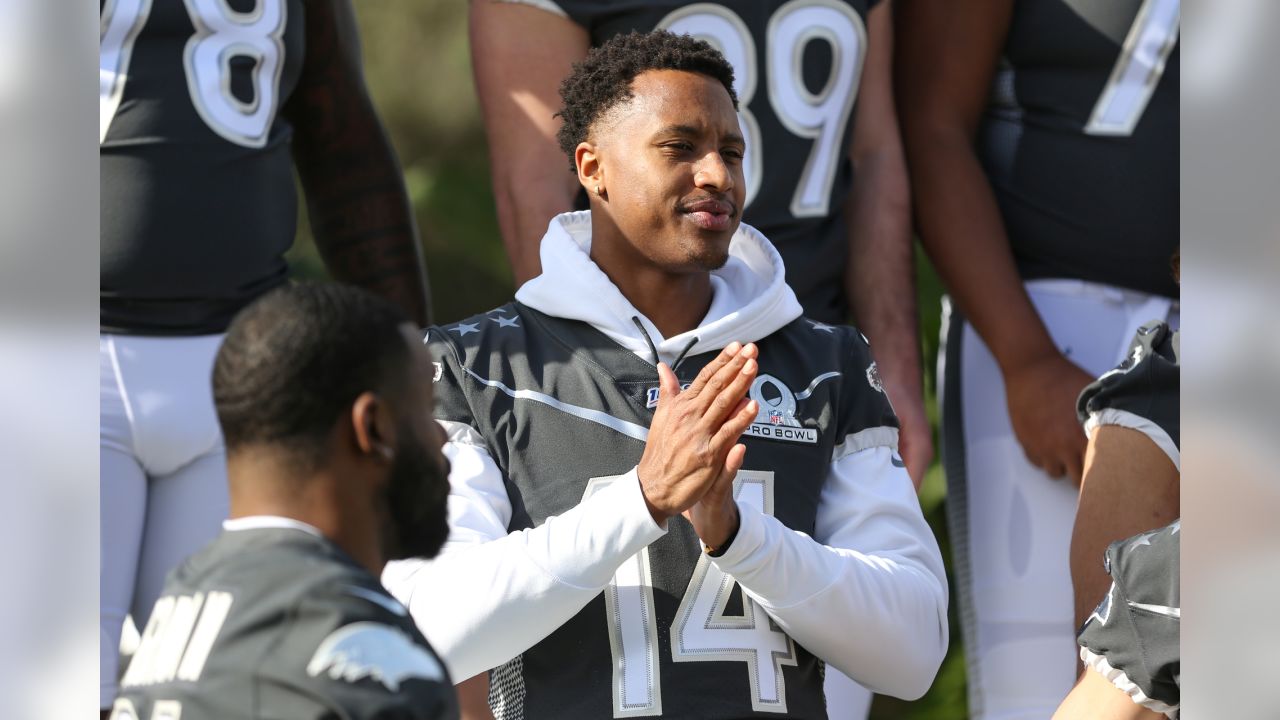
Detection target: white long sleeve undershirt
<box><xmin>382</xmin><ymin>423</ymin><xmax>947</xmax><ymax>698</ymax></box>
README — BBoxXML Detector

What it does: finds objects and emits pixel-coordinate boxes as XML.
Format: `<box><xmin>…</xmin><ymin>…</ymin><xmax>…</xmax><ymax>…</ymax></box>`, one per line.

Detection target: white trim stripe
<box><xmin>794</xmin><ymin>371</ymin><xmax>841</xmax><ymax>400</ymax></box>
<box><xmin>1084</xmin><ymin>408</ymin><xmax>1180</xmax><ymax>471</ymax></box>
<box><xmin>462</xmin><ymin>367</ymin><xmax>651</xmax><ymax>442</ymax></box>
<box><xmin>1128</xmin><ymin>601</ymin><xmax>1180</xmax><ymax>619</ymax></box>
<box><xmin>831</xmin><ymin>427</ymin><xmax>900</xmax><ymax>462</ymax></box>
<box><xmin>1080</xmin><ymin>647</ymin><xmax>1179</xmax><ymax>715</ymax></box>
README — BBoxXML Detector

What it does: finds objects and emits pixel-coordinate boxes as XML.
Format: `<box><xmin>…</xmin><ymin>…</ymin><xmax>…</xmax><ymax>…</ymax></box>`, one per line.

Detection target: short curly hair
<box><xmin>556</xmin><ymin>30</ymin><xmax>738</xmax><ymax>171</ymax></box>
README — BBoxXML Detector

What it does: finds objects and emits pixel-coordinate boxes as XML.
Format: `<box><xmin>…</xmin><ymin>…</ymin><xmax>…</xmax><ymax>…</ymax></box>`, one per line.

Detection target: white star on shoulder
<box><xmin>450</xmin><ymin>322</ymin><xmax>479</xmax><ymax>336</ymax></box>
<box><xmin>808</xmin><ymin>320</ymin><xmax>835</xmax><ymax>333</ymax></box>
<box><xmin>492</xmin><ymin>315</ymin><xmax>520</xmax><ymax>328</ymax></box>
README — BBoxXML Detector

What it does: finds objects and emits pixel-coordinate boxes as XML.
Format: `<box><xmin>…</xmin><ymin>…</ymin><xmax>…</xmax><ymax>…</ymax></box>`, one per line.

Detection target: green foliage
<box><xmin>290</xmin><ymin>4</ymin><xmax>970</xmax><ymax>717</ymax></box>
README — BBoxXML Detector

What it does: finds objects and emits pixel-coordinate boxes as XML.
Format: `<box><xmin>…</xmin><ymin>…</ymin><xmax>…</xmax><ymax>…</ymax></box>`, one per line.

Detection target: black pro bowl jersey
<box><xmin>1078</xmin><ymin>521</ymin><xmax>1181</xmax><ymax>716</ymax></box>
<box><xmin>543</xmin><ymin>0</ymin><xmax>882</xmax><ymax>324</ymax></box>
<box><xmin>1077</xmin><ymin>319</ymin><xmax>1179</xmax><ymax>459</ymax></box>
<box><xmin>427</xmin><ymin>302</ymin><xmax>899</xmax><ymax>719</ymax></box>
<box><xmin>111</xmin><ymin>525</ymin><xmax>458</xmax><ymax>720</ymax></box>
<box><xmin>100</xmin><ymin>0</ymin><xmax>305</xmax><ymax>335</ymax></box>
<box><xmin>979</xmin><ymin>0</ymin><xmax>1180</xmax><ymax>299</ymax></box>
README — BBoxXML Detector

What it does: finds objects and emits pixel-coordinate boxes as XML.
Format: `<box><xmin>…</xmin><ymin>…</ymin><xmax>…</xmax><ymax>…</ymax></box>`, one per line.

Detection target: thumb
<box><xmin>657</xmin><ymin>362</ymin><xmax>680</xmax><ymax>403</ymax></box>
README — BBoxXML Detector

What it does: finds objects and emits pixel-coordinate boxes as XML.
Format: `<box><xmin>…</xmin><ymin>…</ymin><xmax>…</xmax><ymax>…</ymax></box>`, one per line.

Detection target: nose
<box><xmin>693</xmin><ymin>151</ymin><xmax>733</xmax><ymax>193</ymax></box>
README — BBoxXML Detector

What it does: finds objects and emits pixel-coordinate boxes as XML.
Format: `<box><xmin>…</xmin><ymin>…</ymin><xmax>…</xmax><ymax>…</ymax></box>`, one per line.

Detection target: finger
<box><xmin>700</xmin><ymin>356</ymin><xmax>758</xmax><ymax>429</ymax></box>
<box><xmin>722</xmin><ymin>442</ymin><xmax>747</xmax><ymax>479</ymax></box>
<box><xmin>710</xmin><ymin>397</ymin><xmax>757</xmax><ymax>450</ymax></box>
<box><xmin>656</xmin><ymin>361</ymin><xmax>680</xmax><ymax>405</ymax></box>
<box><xmin>684</xmin><ymin>341</ymin><xmax>741</xmax><ymax>396</ymax></box>
<box><xmin>693</xmin><ymin>343</ymin><xmax>754</xmax><ymax>410</ymax></box>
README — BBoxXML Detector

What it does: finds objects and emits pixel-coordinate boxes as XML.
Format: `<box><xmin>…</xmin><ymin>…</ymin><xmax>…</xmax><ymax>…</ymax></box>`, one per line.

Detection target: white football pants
<box><xmin>939</xmin><ymin>279</ymin><xmax>1177</xmax><ymax>720</ymax></box>
<box><xmin>100</xmin><ymin>333</ymin><xmax>229</xmax><ymax>709</ymax></box>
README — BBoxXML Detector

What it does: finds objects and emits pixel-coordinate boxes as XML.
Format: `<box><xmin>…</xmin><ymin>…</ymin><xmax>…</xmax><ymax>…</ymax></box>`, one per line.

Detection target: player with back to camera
<box><xmin>896</xmin><ymin>0</ymin><xmax>1180</xmax><ymax>716</ymax></box>
<box><xmin>110</xmin><ymin>283</ymin><xmax>457</xmax><ymax>720</ymax></box>
<box><xmin>383</xmin><ymin>31</ymin><xmax>948</xmax><ymax>720</ymax></box>
<box><xmin>99</xmin><ymin>0</ymin><xmax>430</xmax><ymax>714</ymax></box>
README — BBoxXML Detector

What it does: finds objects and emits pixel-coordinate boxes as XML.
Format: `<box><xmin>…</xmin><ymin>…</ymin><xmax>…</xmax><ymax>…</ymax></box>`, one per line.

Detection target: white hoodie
<box><xmin>383</xmin><ymin>212</ymin><xmax>948</xmax><ymax>700</ymax></box>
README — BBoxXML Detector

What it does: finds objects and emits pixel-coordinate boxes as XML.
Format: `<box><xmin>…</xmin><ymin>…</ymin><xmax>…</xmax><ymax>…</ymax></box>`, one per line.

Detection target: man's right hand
<box><xmin>1003</xmin><ymin>351</ymin><xmax>1094</xmax><ymax>484</ymax></box>
<box><xmin>637</xmin><ymin>342</ymin><xmax>760</xmax><ymax>525</ymax></box>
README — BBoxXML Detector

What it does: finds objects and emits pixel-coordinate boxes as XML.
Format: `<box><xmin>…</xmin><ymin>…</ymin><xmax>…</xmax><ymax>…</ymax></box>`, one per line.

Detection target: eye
<box><xmin>662</xmin><ymin>141</ymin><xmax>694</xmax><ymax>153</ymax></box>
<box><xmin>721</xmin><ymin>148</ymin><xmax>744</xmax><ymax>162</ymax></box>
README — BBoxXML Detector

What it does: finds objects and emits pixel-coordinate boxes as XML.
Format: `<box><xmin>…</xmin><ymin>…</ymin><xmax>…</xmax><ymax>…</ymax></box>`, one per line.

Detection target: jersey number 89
<box><xmin>659</xmin><ymin>1</ymin><xmax>868</xmax><ymax>218</ymax></box>
<box><xmin>100</xmin><ymin>0</ymin><xmax>286</xmax><ymax>148</ymax></box>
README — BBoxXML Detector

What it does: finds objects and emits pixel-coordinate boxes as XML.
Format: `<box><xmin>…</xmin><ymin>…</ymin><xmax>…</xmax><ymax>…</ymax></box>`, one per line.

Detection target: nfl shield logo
<box><xmin>768</xmin><ymin>410</ymin><xmax>784</xmax><ymax>425</ymax></box>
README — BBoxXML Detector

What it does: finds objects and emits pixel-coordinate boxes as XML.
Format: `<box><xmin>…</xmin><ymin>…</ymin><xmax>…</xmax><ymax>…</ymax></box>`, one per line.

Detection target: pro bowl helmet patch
<box><xmin>744</xmin><ymin>374</ymin><xmax>817</xmax><ymax>444</ymax></box>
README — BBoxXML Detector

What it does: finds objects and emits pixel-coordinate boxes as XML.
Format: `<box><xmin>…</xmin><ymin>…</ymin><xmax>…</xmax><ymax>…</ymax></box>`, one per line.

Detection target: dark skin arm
<box><xmin>847</xmin><ymin>1</ymin><xmax>930</xmax><ymax>489</ymax></box>
<box><xmin>285</xmin><ymin>0</ymin><xmax>431</xmax><ymax>326</ymax></box>
<box><xmin>896</xmin><ymin>0</ymin><xmax>1092</xmax><ymax>482</ymax></box>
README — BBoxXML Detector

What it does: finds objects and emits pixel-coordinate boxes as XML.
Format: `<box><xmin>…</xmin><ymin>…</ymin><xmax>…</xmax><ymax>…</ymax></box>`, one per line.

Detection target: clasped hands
<box><xmin>637</xmin><ymin>341</ymin><xmax>759</xmax><ymax>551</ymax></box>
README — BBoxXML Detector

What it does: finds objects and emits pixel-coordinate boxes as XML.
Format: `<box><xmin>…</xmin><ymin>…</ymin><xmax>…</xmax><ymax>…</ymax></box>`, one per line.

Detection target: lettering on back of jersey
<box><xmin>122</xmin><ymin>591</ymin><xmax>234</xmax><ymax>688</ymax></box>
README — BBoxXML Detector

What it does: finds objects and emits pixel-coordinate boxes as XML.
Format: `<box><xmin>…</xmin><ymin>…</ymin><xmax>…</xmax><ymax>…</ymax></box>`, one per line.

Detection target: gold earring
<box><xmin>594</xmin><ymin>185</ymin><xmax>602</xmax><ymax>197</ymax></box>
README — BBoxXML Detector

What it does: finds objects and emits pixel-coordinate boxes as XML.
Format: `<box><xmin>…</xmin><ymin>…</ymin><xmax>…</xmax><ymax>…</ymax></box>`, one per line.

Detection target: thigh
<box><xmin>132</xmin><ymin>447</ymin><xmax>229</xmax><ymax>626</ymax></box>
<box><xmin>101</xmin><ymin>336</ymin><xmax>148</xmax><ymax>709</ymax></box>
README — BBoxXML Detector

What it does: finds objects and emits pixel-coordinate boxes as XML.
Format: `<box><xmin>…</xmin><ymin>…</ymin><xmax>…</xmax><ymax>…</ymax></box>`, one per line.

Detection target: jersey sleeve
<box><xmin>1078</xmin><ymin>521</ymin><xmax>1181</xmax><ymax>716</ymax></box>
<box><xmin>1077</xmin><ymin>321</ymin><xmax>1180</xmax><ymax>467</ymax></box>
<box><xmin>257</xmin><ymin>581</ymin><xmax>458</xmax><ymax>720</ymax></box>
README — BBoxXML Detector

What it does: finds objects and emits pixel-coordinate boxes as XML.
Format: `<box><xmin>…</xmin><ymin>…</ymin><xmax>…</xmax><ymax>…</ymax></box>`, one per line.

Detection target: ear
<box><xmin>351</xmin><ymin>392</ymin><xmax>397</xmax><ymax>463</ymax></box>
<box><xmin>575</xmin><ymin>141</ymin><xmax>604</xmax><ymax>198</ymax></box>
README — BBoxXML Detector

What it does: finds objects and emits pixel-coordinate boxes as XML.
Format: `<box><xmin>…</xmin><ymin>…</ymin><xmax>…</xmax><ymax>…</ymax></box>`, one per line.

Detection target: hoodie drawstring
<box><xmin>631</xmin><ymin>316</ymin><xmax>661</xmax><ymax>367</ymax></box>
<box><xmin>630</xmin><ymin>316</ymin><xmax>701</xmax><ymax>374</ymax></box>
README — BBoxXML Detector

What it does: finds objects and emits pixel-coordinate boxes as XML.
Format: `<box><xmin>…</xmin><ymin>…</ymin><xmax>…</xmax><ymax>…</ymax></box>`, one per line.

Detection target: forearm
<box><xmin>469</xmin><ymin>0</ymin><xmax>587</xmax><ymax>285</ymax></box>
<box><xmin>906</xmin><ymin>130</ymin><xmax>1054</xmax><ymax>373</ymax></box>
<box><xmin>490</xmin><ymin>165</ymin><xmax>578</xmax><ymax>286</ymax></box>
<box><xmin>286</xmin><ymin>0</ymin><xmax>429</xmax><ymax>325</ymax></box>
<box><xmin>711</xmin><ymin>447</ymin><xmax>948</xmax><ymax>699</ymax></box>
<box><xmin>293</xmin><ymin>124</ymin><xmax>430</xmax><ymax>324</ymax></box>
<box><xmin>714</xmin><ymin>507</ymin><xmax>947</xmax><ymax>699</ymax></box>
<box><xmin>844</xmin><ymin>148</ymin><xmax>922</xmax><ymax>410</ymax></box>
<box><xmin>382</xmin><ymin>467</ymin><xmax>665</xmax><ymax>680</ymax></box>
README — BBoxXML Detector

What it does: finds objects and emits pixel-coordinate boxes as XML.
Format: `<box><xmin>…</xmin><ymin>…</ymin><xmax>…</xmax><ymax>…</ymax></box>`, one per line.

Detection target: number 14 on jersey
<box><xmin>584</xmin><ymin>471</ymin><xmax>797</xmax><ymax>717</ymax></box>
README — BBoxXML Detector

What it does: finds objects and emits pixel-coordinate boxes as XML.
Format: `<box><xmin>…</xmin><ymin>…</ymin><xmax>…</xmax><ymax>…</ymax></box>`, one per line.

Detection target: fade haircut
<box><xmin>556</xmin><ymin>30</ymin><xmax>738</xmax><ymax>171</ymax></box>
<box><xmin>213</xmin><ymin>283</ymin><xmax>413</xmax><ymax>468</ymax></box>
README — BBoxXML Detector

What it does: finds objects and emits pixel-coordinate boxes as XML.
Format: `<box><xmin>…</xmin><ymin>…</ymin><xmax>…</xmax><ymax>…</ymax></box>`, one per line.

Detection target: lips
<box><xmin>680</xmin><ymin>197</ymin><xmax>736</xmax><ymax>232</ymax></box>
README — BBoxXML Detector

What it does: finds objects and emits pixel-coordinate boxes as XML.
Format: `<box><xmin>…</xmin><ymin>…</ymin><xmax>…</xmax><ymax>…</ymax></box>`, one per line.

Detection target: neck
<box><xmin>589</xmin><ymin>219</ymin><xmax>714</xmax><ymax>340</ymax></box>
<box><xmin>226</xmin><ymin>451</ymin><xmax>385</xmax><ymax>576</ymax></box>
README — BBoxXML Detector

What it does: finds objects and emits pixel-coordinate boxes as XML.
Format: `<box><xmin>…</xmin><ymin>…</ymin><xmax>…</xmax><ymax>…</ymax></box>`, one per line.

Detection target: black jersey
<box><xmin>1078</xmin><ymin>521</ymin><xmax>1181</xmax><ymax>716</ymax></box>
<box><xmin>100</xmin><ymin>0</ymin><xmax>306</xmax><ymax>335</ymax></box>
<box><xmin>1077</xmin><ymin>319</ymin><xmax>1179</xmax><ymax>453</ymax></box>
<box><xmin>979</xmin><ymin>0</ymin><xmax>1179</xmax><ymax>299</ymax></box>
<box><xmin>111</xmin><ymin>525</ymin><xmax>458</xmax><ymax>720</ymax></box>
<box><xmin>544</xmin><ymin>0</ymin><xmax>881</xmax><ymax>323</ymax></box>
<box><xmin>427</xmin><ymin>302</ymin><xmax>898</xmax><ymax>719</ymax></box>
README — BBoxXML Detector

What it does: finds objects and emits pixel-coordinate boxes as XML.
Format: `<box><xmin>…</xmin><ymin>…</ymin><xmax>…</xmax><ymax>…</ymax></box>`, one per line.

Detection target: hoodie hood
<box><xmin>516</xmin><ymin>211</ymin><xmax>803</xmax><ymax>366</ymax></box>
